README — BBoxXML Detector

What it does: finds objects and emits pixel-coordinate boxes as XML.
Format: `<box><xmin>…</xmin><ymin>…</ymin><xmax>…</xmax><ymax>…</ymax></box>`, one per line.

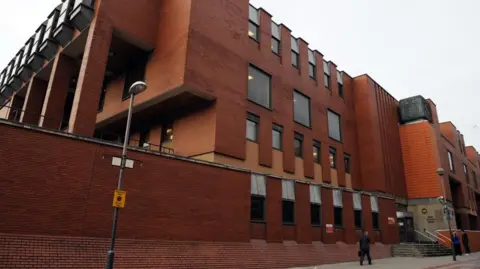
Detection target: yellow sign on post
<box><xmin>112</xmin><ymin>190</ymin><xmax>126</xmax><ymax>208</ymax></box>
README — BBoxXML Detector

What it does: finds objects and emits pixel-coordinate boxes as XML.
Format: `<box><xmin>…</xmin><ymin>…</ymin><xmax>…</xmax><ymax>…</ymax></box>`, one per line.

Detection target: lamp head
<box><xmin>128</xmin><ymin>81</ymin><xmax>147</xmax><ymax>95</ymax></box>
<box><xmin>436</xmin><ymin>167</ymin><xmax>445</xmax><ymax>176</ymax></box>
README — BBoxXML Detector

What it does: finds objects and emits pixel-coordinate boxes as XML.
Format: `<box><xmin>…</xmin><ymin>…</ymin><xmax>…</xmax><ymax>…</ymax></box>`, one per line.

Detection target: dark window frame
<box><xmin>309</xmin><ymin>63</ymin><xmax>316</xmax><ymax>80</ymax></box>
<box><xmin>372</xmin><ymin>212</ymin><xmax>380</xmax><ymax>230</ymax></box>
<box><xmin>338</xmin><ymin>83</ymin><xmax>344</xmax><ymax>98</ymax></box>
<box><xmin>246</xmin><ymin>113</ymin><xmax>260</xmax><ymax>142</ymax></box>
<box><xmin>354</xmin><ymin>210</ymin><xmax>362</xmax><ymax>230</ymax></box>
<box><xmin>448</xmin><ymin>151</ymin><xmax>455</xmax><ymax>172</ymax></box>
<box><xmin>313</xmin><ymin>140</ymin><xmax>321</xmax><ymax>164</ymax></box>
<box><xmin>122</xmin><ymin>54</ymin><xmax>149</xmax><ymax>100</ymax></box>
<box><xmin>334</xmin><ymin>207</ymin><xmax>343</xmax><ymax>228</ymax></box>
<box><xmin>324</xmin><ymin>73</ymin><xmax>331</xmax><ymax>89</ymax></box>
<box><xmin>310</xmin><ymin>203</ymin><xmax>321</xmax><ymax>225</ymax></box>
<box><xmin>282</xmin><ymin>200</ymin><xmax>295</xmax><ymax>224</ymax></box>
<box><xmin>293</xmin><ymin>90</ymin><xmax>312</xmax><ymax>128</ymax></box>
<box><xmin>329</xmin><ymin>147</ymin><xmax>337</xmax><ymax>168</ymax></box>
<box><xmin>271</xmin><ymin>37</ymin><xmax>280</xmax><ymax>55</ymax></box>
<box><xmin>248</xmin><ymin>64</ymin><xmax>272</xmax><ymax>109</ymax></box>
<box><xmin>294</xmin><ymin>132</ymin><xmax>304</xmax><ymax>158</ymax></box>
<box><xmin>327</xmin><ymin>109</ymin><xmax>342</xmax><ymax>142</ymax></box>
<box><xmin>291</xmin><ymin>51</ymin><xmax>299</xmax><ymax>69</ymax></box>
<box><xmin>272</xmin><ymin>124</ymin><xmax>283</xmax><ymax>151</ymax></box>
<box><xmin>248</xmin><ymin>20</ymin><xmax>259</xmax><ymax>42</ymax></box>
<box><xmin>464</xmin><ymin>164</ymin><xmax>470</xmax><ymax>184</ymax></box>
<box><xmin>344</xmin><ymin>153</ymin><xmax>351</xmax><ymax>173</ymax></box>
<box><xmin>250</xmin><ymin>195</ymin><xmax>265</xmax><ymax>222</ymax></box>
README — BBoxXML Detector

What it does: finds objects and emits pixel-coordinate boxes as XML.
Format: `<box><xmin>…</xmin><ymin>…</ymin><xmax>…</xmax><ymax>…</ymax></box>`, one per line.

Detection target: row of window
<box><xmin>449</xmin><ymin>150</ymin><xmax>479</xmax><ymax>188</ymax></box>
<box><xmin>248</xmin><ymin>65</ymin><xmax>343</xmax><ymax>142</ymax></box>
<box><xmin>251</xmin><ymin>175</ymin><xmax>380</xmax><ymax>229</ymax></box>
<box><xmin>248</xmin><ymin>6</ymin><xmax>344</xmax><ymax>98</ymax></box>
<box><xmin>247</xmin><ymin>114</ymin><xmax>350</xmax><ymax>172</ymax></box>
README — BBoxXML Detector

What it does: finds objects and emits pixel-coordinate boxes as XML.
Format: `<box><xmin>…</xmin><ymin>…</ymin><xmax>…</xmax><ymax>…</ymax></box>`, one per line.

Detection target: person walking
<box><xmin>461</xmin><ymin>229</ymin><xmax>470</xmax><ymax>256</ymax></box>
<box><xmin>359</xmin><ymin>230</ymin><xmax>372</xmax><ymax>266</ymax></box>
<box><xmin>452</xmin><ymin>231</ymin><xmax>462</xmax><ymax>256</ymax></box>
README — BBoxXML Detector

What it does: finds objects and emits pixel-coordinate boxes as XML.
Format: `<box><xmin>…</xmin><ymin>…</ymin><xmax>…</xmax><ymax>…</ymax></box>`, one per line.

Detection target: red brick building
<box><xmin>0</xmin><ymin>0</ymin><xmax>478</xmax><ymax>268</ymax></box>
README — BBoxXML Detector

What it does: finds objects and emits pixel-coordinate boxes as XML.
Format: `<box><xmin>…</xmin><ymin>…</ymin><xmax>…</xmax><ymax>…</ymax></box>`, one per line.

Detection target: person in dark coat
<box><xmin>452</xmin><ymin>232</ymin><xmax>462</xmax><ymax>256</ymax></box>
<box><xmin>461</xmin><ymin>229</ymin><xmax>470</xmax><ymax>255</ymax></box>
<box><xmin>359</xmin><ymin>230</ymin><xmax>372</xmax><ymax>266</ymax></box>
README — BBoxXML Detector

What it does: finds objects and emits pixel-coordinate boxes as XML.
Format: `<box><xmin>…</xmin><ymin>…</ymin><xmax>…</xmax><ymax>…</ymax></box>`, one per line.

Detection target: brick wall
<box><xmin>438</xmin><ymin>230</ymin><xmax>480</xmax><ymax>253</ymax></box>
<box><xmin>0</xmin><ymin>233</ymin><xmax>393</xmax><ymax>269</ymax></box>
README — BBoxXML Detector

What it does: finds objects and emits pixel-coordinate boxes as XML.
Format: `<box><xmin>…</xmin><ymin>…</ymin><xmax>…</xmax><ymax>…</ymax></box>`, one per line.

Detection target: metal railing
<box><xmin>435</xmin><ymin>230</ymin><xmax>452</xmax><ymax>243</ymax></box>
<box><xmin>423</xmin><ymin>229</ymin><xmax>446</xmax><ymax>244</ymax></box>
<box><xmin>414</xmin><ymin>229</ymin><xmax>436</xmax><ymax>244</ymax></box>
<box><xmin>0</xmin><ymin>105</ymin><xmax>174</xmax><ymax>155</ymax></box>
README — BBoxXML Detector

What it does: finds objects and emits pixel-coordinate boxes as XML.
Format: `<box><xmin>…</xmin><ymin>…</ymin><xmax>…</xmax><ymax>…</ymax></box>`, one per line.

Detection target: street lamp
<box><xmin>436</xmin><ymin>167</ymin><xmax>456</xmax><ymax>262</ymax></box>
<box><xmin>105</xmin><ymin>81</ymin><xmax>147</xmax><ymax>269</ymax></box>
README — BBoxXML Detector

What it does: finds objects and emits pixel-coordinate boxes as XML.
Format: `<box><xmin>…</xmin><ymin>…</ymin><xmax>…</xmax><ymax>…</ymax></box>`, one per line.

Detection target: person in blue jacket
<box><xmin>452</xmin><ymin>231</ymin><xmax>462</xmax><ymax>256</ymax></box>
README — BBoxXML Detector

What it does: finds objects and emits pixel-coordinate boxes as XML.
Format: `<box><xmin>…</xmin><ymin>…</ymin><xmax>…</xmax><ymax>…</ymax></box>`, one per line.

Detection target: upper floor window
<box><xmin>464</xmin><ymin>164</ymin><xmax>469</xmax><ymax>183</ymax></box>
<box><xmin>161</xmin><ymin>122</ymin><xmax>174</xmax><ymax>145</ymax></box>
<box><xmin>272</xmin><ymin>124</ymin><xmax>283</xmax><ymax>150</ymax></box>
<box><xmin>246</xmin><ymin>113</ymin><xmax>259</xmax><ymax>142</ymax></box>
<box><xmin>323</xmin><ymin>61</ymin><xmax>331</xmax><ymax>89</ymax></box>
<box><xmin>313</xmin><ymin>140</ymin><xmax>321</xmax><ymax>164</ymax></box>
<box><xmin>291</xmin><ymin>37</ymin><xmax>299</xmax><ymax>69</ymax></box>
<box><xmin>308</xmin><ymin>49</ymin><xmax>316</xmax><ymax>80</ymax></box>
<box><xmin>344</xmin><ymin>153</ymin><xmax>351</xmax><ymax>173</ymax></box>
<box><xmin>329</xmin><ymin>147</ymin><xmax>337</xmax><ymax>168</ymax></box>
<box><xmin>248</xmin><ymin>5</ymin><xmax>259</xmax><ymax>41</ymax></box>
<box><xmin>337</xmin><ymin>71</ymin><xmax>344</xmax><ymax>98</ymax></box>
<box><xmin>123</xmin><ymin>54</ymin><xmax>148</xmax><ymax>99</ymax></box>
<box><xmin>473</xmin><ymin>171</ymin><xmax>478</xmax><ymax>189</ymax></box>
<box><xmin>328</xmin><ymin>110</ymin><xmax>342</xmax><ymax>142</ymax></box>
<box><xmin>294</xmin><ymin>133</ymin><xmax>303</xmax><ymax>158</ymax></box>
<box><xmin>293</xmin><ymin>90</ymin><xmax>311</xmax><ymax>127</ymax></box>
<box><xmin>248</xmin><ymin>65</ymin><xmax>271</xmax><ymax>109</ymax></box>
<box><xmin>448</xmin><ymin>151</ymin><xmax>455</xmax><ymax>172</ymax></box>
<box><xmin>271</xmin><ymin>21</ymin><xmax>281</xmax><ymax>55</ymax></box>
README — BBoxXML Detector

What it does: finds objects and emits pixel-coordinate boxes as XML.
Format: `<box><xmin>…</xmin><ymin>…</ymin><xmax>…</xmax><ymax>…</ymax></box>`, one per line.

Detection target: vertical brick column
<box><xmin>39</xmin><ymin>55</ymin><xmax>77</xmax><ymax>129</ymax></box>
<box><xmin>342</xmin><ymin>191</ymin><xmax>356</xmax><ymax>244</ymax></box>
<box><xmin>459</xmin><ymin>213</ymin><xmax>470</xmax><ymax>230</ymax></box>
<box><xmin>362</xmin><ymin>194</ymin><xmax>374</xmax><ymax>243</ymax></box>
<box><xmin>321</xmin><ymin>187</ymin><xmax>335</xmax><ymax>244</ymax></box>
<box><xmin>68</xmin><ymin>15</ymin><xmax>113</xmax><ymax>136</ymax></box>
<box><xmin>295</xmin><ymin>182</ymin><xmax>312</xmax><ymax>243</ymax></box>
<box><xmin>322</xmin><ymin>145</ymin><xmax>332</xmax><ymax>183</ymax></box>
<box><xmin>258</xmin><ymin>115</ymin><xmax>272</xmax><ymax>167</ymax></box>
<box><xmin>337</xmin><ymin>151</ymin><xmax>346</xmax><ymax>187</ymax></box>
<box><xmin>258</xmin><ymin>9</ymin><xmax>272</xmax><ymax>55</ymax></box>
<box><xmin>378</xmin><ymin>198</ymin><xmax>398</xmax><ymax>244</ymax></box>
<box><xmin>20</xmin><ymin>78</ymin><xmax>47</xmax><ymax>125</ymax></box>
<box><xmin>266</xmin><ymin>176</ymin><xmax>282</xmax><ymax>242</ymax></box>
<box><xmin>303</xmin><ymin>132</ymin><xmax>314</xmax><ymax>179</ymax></box>
<box><xmin>298</xmin><ymin>38</ymin><xmax>309</xmax><ymax>78</ymax></box>
<box><xmin>283</xmin><ymin>121</ymin><xmax>295</xmax><ymax>174</ymax></box>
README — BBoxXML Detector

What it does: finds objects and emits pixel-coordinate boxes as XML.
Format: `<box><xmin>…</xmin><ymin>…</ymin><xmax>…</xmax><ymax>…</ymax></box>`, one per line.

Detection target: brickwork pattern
<box><xmin>0</xmin><ymin>234</ymin><xmax>393</xmax><ymax>269</ymax></box>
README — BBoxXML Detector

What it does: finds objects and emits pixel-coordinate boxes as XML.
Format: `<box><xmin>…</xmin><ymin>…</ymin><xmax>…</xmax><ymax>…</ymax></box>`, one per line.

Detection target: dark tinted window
<box><xmin>291</xmin><ymin>51</ymin><xmax>299</xmax><ymax>68</ymax></box>
<box><xmin>311</xmin><ymin>204</ymin><xmax>321</xmax><ymax>225</ymax></box>
<box><xmin>313</xmin><ymin>145</ymin><xmax>320</xmax><ymax>163</ymax></box>
<box><xmin>282</xmin><ymin>200</ymin><xmax>295</xmax><ymax>224</ymax></box>
<box><xmin>329</xmin><ymin>147</ymin><xmax>337</xmax><ymax>168</ymax></box>
<box><xmin>334</xmin><ymin>207</ymin><xmax>343</xmax><ymax>227</ymax></box>
<box><xmin>354</xmin><ymin>210</ymin><xmax>362</xmax><ymax>229</ymax></box>
<box><xmin>251</xmin><ymin>196</ymin><xmax>265</xmax><ymax>221</ymax></box>
<box><xmin>272</xmin><ymin>37</ymin><xmax>280</xmax><ymax>54</ymax></box>
<box><xmin>248</xmin><ymin>65</ymin><xmax>271</xmax><ymax>108</ymax></box>
<box><xmin>338</xmin><ymin>83</ymin><xmax>344</xmax><ymax>98</ymax></box>
<box><xmin>344</xmin><ymin>153</ymin><xmax>351</xmax><ymax>173</ymax></box>
<box><xmin>324</xmin><ymin>73</ymin><xmax>330</xmax><ymax>89</ymax></box>
<box><xmin>372</xmin><ymin>212</ymin><xmax>379</xmax><ymax>230</ymax></box>
<box><xmin>294</xmin><ymin>133</ymin><xmax>303</xmax><ymax>158</ymax></box>
<box><xmin>309</xmin><ymin>63</ymin><xmax>316</xmax><ymax>79</ymax></box>
<box><xmin>123</xmin><ymin>54</ymin><xmax>148</xmax><ymax>99</ymax></box>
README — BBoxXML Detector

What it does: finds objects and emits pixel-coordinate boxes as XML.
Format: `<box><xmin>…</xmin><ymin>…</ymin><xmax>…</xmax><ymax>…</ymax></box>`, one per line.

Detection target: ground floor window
<box><xmin>334</xmin><ymin>207</ymin><xmax>343</xmax><ymax>227</ymax></box>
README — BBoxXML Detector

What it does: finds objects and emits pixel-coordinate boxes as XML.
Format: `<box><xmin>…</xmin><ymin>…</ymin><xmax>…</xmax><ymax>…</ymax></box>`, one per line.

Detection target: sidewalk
<box><xmin>291</xmin><ymin>252</ymin><xmax>480</xmax><ymax>269</ymax></box>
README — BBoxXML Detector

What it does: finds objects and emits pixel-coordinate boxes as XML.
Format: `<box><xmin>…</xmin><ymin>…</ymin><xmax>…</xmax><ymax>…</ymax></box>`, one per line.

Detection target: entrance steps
<box><xmin>392</xmin><ymin>242</ymin><xmax>453</xmax><ymax>257</ymax></box>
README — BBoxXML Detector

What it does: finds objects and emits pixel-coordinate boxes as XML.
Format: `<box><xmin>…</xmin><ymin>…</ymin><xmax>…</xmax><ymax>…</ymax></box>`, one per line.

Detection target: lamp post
<box><xmin>105</xmin><ymin>81</ymin><xmax>147</xmax><ymax>269</ymax></box>
<box><xmin>436</xmin><ymin>167</ymin><xmax>456</xmax><ymax>262</ymax></box>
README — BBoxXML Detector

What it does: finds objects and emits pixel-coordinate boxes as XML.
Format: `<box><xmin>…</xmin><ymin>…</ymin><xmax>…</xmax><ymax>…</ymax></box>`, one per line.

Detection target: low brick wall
<box><xmin>0</xmin><ymin>234</ymin><xmax>392</xmax><ymax>269</ymax></box>
<box><xmin>438</xmin><ymin>230</ymin><xmax>480</xmax><ymax>253</ymax></box>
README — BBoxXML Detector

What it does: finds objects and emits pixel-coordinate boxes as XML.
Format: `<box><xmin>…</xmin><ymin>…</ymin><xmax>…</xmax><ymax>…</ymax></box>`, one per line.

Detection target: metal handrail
<box><xmin>424</xmin><ymin>229</ymin><xmax>446</xmax><ymax>244</ymax></box>
<box><xmin>414</xmin><ymin>229</ymin><xmax>436</xmax><ymax>243</ymax></box>
<box><xmin>435</xmin><ymin>230</ymin><xmax>452</xmax><ymax>242</ymax></box>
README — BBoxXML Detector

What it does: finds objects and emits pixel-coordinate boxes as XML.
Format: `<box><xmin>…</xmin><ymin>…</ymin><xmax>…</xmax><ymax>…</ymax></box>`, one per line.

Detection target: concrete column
<box><xmin>68</xmin><ymin>15</ymin><xmax>113</xmax><ymax>136</ymax></box>
<box><xmin>39</xmin><ymin>55</ymin><xmax>77</xmax><ymax>129</ymax></box>
<box><xmin>20</xmin><ymin>78</ymin><xmax>48</xmax><ymax>125</ymax></box>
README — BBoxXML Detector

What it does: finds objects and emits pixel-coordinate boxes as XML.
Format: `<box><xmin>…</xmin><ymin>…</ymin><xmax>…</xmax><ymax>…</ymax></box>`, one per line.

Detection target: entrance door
<box><xmin>398</xmin><ymin>217</ymin><xmax>415</xmax><ymax>242</ymax></box>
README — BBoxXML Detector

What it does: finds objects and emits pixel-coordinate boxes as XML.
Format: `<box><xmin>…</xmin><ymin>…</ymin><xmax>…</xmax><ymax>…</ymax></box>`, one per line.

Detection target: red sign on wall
<box><xmin>388</xmin><ymin>217</ymin><xmax>395</xmax><ymax>225</ymax></box>
<box><xmin>326</xmin><ymin>224</ymin><xmax>334</xmax><ymax>233</ymax></box>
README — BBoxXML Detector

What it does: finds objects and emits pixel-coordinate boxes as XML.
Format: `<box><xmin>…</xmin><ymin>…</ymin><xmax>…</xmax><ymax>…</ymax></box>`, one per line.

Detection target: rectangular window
<box><xmin>272</xmin><ymin>37</ymin><xmax>280</xmax><ymax>54</ymax></box>
<box><xmin>371</xmin><ymin>196</ymin><xmax>379</xmax><ymax>230</ymax></box>
<box><xmin>123</xmin><ymin>54</ymin><xmax>148</xmax><ymax>99</ymax></box>
<box><xmin>282</xmin><ymin>180</ymin><xmax>295</xmax><ymax>224</ymax></box>
<box><xmin>448</xmin><ymin>151</ymin><xmax>455</xmax><ymax>172</ymax></box>
<box><xmin>272</xmin><ymin>124</ymin><xmax>283</xmax><ymax>150</ymax></box>
<box><xmin>313</xmin><ymin>141</ymin><xmax>321</xmax><ymax>164</ymax></box>
<box><xmin>291</xmin><ymin>51</ymin><xmax>299</xmax><ymax>68</ymax></box>
<box><xmin>327</xmin><ymin>110</ymin><xmax>342</xmax><ymax>141</ymax></box>
<box><xmin>464</xmin><ymin>164</ymin><xmax>469</xmax><ymax>184</ymax></box>
<box><xmin>337</xmin><ymin>71</ymin><xmax>344</xmax><ymax>97</ymax></box>
<box><xmin>372</xmin><ymin>212</ymin><xmax>380</xmax><ymax>230</ymax></box>
<box><xmin>248</xmin><ymin>65</ymin><xmax>271</xmax><ymax>109</ymax></box>
<box><xmin>293</xmin><ymin>90</ymin><xmax>311</xmax><ymax>127</ymax></box>
<box><xmin>98</xmin><ymin>80</ymin><xmax>108</xmax><ymax>111</ymax></box>
<box><xmin>323</xmin><ymin>61</ymin><xmax>331</xmax><ymax>89</ymax></box>
<box><xmin>310</xmin><ymin>185</ymin><xmax>322</xmax><ymax>225</ymax></box>
<box><xmin>161</xmin><ymin>122</ymin><xmax>174</xmax><ymax>145</ymax></box>
<box><xmin>344</xmin><ymin>153</ymin><xmax>351</xmax><ymax>173</ymax></box>
<box><xmin>246</xmin><ymin>113</ymin><xmax>259</xmax><ymax>142</ymax></box>
<box><xmin>248</xmin><ymin>21</ymin><xmax>259</xmax><ymax>41</ymax></box>
<box><xmin>329</xmin><ymin>147</ymin><xmax>337</xmax><ymax>168</ymax></box>
<box><xmin>248</xmin><ymin>5</ymin><xmax>259</xmax><ymax>41</ymax></box>
<box><xmin>354</xmin><ymin>210</ymin><xmax>362</xmax><ymax>229</ymax></box>
<box><xmin>294</xmin><ymin>133</ymin><xmax>303</xmax><ymax>158</ymax></box>
<box><xmin>338</xmin><ymin>83</ymin><xmax>344</xmax><ymax>98</ymax></box>
<box><xmin>309</xmin><ymin>63</ymin><xmax>316</xmax><ymax>79</ymax></box>
<box><xmin>251</xmin><ymin>174</ymin><xmax>266</xmax><ymax>221</ymax></box>
<box><xmin>334</xmin><ymin>207</ymin><xmax>343</xmax><ymax>227</ymax></box>
<box><xmin>473</xmin><ymin>171</ymin><xmax>478</xmax><ymax>189</ymax></box>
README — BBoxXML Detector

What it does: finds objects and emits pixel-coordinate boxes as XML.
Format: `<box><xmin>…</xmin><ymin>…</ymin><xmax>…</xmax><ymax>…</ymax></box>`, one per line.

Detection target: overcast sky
<box><xmin>1</xmin><ymin>0</ymin><xmax>479</xmax><ymax>148</ymax></box>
